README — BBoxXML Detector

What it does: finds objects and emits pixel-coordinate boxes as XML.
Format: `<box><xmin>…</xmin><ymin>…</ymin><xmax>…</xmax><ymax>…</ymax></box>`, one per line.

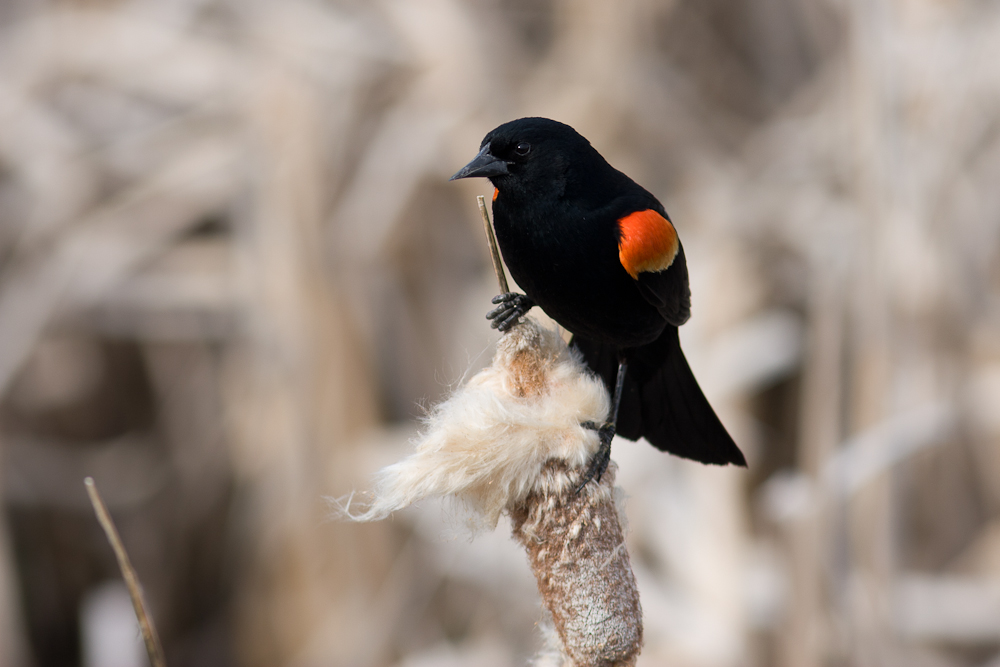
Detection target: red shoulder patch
<box><xmin>493</xmin><ymin>187</ymin><xmax>499</xmax><ymax>202</ymax></box>
<box><xmin>617</xmin><ymin>209</ymin><xmax>679</xmax><ymax>280</ymax></box>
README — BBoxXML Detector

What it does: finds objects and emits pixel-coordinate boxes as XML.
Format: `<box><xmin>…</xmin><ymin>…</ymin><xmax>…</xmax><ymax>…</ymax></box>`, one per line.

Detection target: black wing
<box><xmin>634</xmin><ymin>241</ymin><xmax>691</xmax><ymax>327</ymax></box>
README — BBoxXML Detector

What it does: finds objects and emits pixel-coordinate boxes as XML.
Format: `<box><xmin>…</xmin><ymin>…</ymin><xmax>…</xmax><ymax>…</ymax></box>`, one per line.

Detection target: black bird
<box><xmin>451</xmin><ymin>117</ymin><xmax>745</xmax><ymax>487</ymax></box>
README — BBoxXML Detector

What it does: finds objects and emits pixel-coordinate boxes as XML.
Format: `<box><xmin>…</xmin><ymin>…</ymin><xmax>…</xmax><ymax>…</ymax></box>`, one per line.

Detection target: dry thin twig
<box><xmin>84</xmin><ymin>477</ymin><xmax>167</xmax><ymax>667</ymax></box>
<box><xmin>477</xmin><ymin>194</ymin><xmax>509</xmax><ymax>294</ymax></box>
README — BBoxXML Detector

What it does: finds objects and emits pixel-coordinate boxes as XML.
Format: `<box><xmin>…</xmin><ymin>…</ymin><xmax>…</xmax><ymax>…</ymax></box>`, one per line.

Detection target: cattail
<box><xmin>511</xmin><ymin>459</ymin><xmax>642</xmax><ymax>667</ymax></box>
<box><xmin>344</xmin><ymin>318</ymin><xmax>642</xmax><ymax>665</ymax></box>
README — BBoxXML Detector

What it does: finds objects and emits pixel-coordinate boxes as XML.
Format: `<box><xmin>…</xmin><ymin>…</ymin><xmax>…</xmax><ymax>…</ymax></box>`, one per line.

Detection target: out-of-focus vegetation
<box><xmin>0</xmin><ymin>0</ymin><xmax>999</xmax><ymax>665</ymax></box>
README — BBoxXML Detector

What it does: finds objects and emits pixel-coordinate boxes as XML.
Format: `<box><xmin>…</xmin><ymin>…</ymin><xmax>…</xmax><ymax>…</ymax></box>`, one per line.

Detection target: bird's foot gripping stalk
<box><xmin>576</xmin><ymin>357</ymin><xmax>626</xmax><ymax>493</ymax></box>
<box><xmin>575</xmin><ymin>421</ymin><xmax>615</xmax><ymax>493</ymax></box>
<box><xmin>487</xmin><ymin>292</ymin><xmax>535</xmax><ymax>332</ymax></box>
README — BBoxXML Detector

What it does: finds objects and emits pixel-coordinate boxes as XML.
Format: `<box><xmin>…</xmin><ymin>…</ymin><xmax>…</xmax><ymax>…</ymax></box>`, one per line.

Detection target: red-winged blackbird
<box><xmin>451</xmin><ymin>117</ymin><xmax>746</xmax><ymax>485</ymax></box>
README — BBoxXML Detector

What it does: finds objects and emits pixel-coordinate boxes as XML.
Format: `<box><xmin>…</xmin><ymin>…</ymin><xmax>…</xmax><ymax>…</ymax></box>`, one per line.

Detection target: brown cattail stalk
<box><xmin>345</xmin><ymin>316</ymin><xmax>643</xmax><ymax>665</ymax></box>
<box><xmin>511</xmin><ymin>460</ymin><xmax>643</xmax><ymax>667</ymax></box>
<box><xmin>503</xmin><ymin>326</ymin><xmax>643</xmax><ymax>667</ymax></box>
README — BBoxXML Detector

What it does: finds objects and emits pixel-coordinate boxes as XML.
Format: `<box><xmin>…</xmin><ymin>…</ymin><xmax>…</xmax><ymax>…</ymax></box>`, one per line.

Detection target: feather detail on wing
<box><xmin>617</xmin><ymin>209</ymin><xmax>690</xmax><ymax>326</ymax></box>
<box><xmin>617</xmin><ymin>209</ymin><xmax>679</xmax><ymax>279</ymax></box>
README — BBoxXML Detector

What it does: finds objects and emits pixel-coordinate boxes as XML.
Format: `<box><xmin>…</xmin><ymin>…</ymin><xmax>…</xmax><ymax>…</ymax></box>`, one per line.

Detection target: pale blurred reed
<box><xmin>0</xmin><ymin>1</ymin><xmax>998</xmax><ymax>666</ymax></box>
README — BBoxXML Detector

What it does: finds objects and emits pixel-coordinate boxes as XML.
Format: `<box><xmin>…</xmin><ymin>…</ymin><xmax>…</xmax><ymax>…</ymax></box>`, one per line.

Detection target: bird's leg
<box><xmin>577</xmin><ymin>358</ymin><xmax>627</xmax><ymax>493</ymax></box>
<box><xmin>487</xmin><ymin>292</ymin><xmax>535</xmax><ymax>332</ymax></box>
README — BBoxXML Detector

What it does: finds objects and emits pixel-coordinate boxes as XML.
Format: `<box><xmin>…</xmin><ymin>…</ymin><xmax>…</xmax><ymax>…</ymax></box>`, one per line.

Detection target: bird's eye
<box><xmin>514</xmin><ymin>142</ymin><xmax>531</xmax><ymax>155</ymax></box>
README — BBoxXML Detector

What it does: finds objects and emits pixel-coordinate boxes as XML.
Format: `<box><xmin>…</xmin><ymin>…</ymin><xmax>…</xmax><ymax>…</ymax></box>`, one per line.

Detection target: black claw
<box><xmin>491</xmin><ymin>292</ymin><xmax>515</xmax><ymax>305</ymax></box>
<box><xmin>576</xmin><ymin>421</ymin><xmax>615</xmax><ymax>493</ymax></box>
<box><xmin>486</xmin><ymin>304</ymin><xmax>511</xmax><ymax>320</ymax></box>
<box><xmin>497</xmin><ymin>311</ymin><xmax>522</xmax><ymax>332</ymax></box>
<box><xmin>576</xmin><ymin>359</ymin><xmax>627</xmax><ymax>494</ymax></box>
<box><xmin>486</xmin><ymin>292</ymin><xmax>535</xmax><ymax>331</ymax></box>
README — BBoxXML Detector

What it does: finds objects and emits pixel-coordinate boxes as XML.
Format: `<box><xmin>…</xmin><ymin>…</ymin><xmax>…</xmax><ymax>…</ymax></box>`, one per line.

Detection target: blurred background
<box><xmin>0</xmin><ymin>0</ymin><xmax>998</xmax><ymax>666</ymax></box>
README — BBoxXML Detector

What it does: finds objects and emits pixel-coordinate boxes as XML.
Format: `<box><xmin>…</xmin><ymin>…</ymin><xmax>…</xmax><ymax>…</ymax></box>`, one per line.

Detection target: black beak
<box><xmin>449</xmin><ymin>144</ymin><xmax>509</xmax><ymax>181</ymax></box>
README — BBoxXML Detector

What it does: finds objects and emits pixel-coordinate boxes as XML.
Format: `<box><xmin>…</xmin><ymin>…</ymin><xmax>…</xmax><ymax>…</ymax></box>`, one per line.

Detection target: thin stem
<box><xmin>477</xmin><ymin>195</ymin><xmax>509</xmax><ymax>294</ymax></box>
<box><xmin>84</xmin><ymin>477</ymin><xmax>166</xmax><ymax>667</ymax></box>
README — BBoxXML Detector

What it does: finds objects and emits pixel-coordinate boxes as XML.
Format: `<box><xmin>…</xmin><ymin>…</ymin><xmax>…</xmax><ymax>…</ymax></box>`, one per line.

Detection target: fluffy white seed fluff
<box><xmin>346</xmin><ymin>318</ymin><xmax>609</xmax><ymax>527</ymax></box>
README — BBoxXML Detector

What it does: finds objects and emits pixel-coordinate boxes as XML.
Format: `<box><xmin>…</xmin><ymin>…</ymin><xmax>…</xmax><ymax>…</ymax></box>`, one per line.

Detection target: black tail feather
<box><xmin>572</xmin><ymin>328</ymin><xmax>746</xmax><ymax>467</ymax></box>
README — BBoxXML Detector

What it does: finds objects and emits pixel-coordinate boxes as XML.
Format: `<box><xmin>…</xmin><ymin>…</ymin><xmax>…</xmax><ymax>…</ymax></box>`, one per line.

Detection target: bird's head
<box><xmin>450</xmin><ymin>117</ymin><xmax>597</xmax><ymax>198</ymax></box>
